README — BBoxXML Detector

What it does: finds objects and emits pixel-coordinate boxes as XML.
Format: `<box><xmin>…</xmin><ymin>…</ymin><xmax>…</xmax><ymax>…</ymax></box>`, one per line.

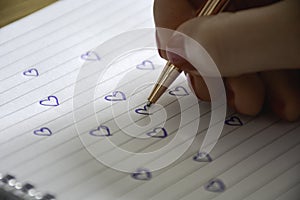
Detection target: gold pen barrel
<box><xmin>148</xmin><ymin>61</ymin><xmax>181</xmax><ymax>104</ymax></box>
<box><xmin>147</xmin><ymin>0</ymin><xmax>230</xmax><ymax>105</ymax></box>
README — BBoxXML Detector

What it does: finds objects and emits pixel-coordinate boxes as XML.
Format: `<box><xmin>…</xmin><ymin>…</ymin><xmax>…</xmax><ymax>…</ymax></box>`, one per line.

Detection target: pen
<box><xmin>147</xmin><ymin>0</ymin><xmax>230</xmax><ymax>106</ymax></box>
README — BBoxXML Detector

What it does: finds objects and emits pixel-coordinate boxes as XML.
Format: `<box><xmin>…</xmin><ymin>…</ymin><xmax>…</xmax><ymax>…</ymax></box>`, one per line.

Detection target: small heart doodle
<box><xmin>33</xmin><ymin>127</ymin><xmax>52</xmax><ymax>136</ymax></box>
<box><xmin>193</xmin><ymin>152</ymin><xmax>212</xmax><ymax>162</ymax></box>
<box><xmin>136</xmin><ymin>60</ymin><xmax>155</xmax><ymax>70</ymax></box>
<box><xmin>89</xmin><ymin>125</ymin><xmax>111</xmax><ymax>137</ymax></box>
<box><xmin>146</xmin><ymin>127</ymin><xmax>168</xmax><ymax>138</ymax></box>
<box><xmin>23</xmin><ymin>68</ymin><xmax>39</xmax><ymax>77</ymax></box>
<box><xmin>204</xmin><ymin>178</ymin><xmax>226</xmax><ymax>193</ymax></box>
<box><xmin>80</xmin><ymin>51</ymin><xmax>100</xmax><ymax>61</ymax></box>
<box><xmin>131</xmin><ymin>168</ymin><xmax>152</xmax><ymax>181</ymax></box>
<box><xmin>135</xmin><ymin>105</ymin><xmax>152</xmax><ymax>115</ymax></box>
<box><xmin>39</xmin><ymin>96</ymin><xmax>59</xmax><ymax>107</ymax></box>
<box><xmin>225</xmin><ymin>116</ymin><xmax>243</xmax><ymax>126</ymax></box>
<box><xmin>169</xmin><ymin>86</ymin><xmax>189</xmax><ymax>96</ymax></box>
<box><xmin>104</xmin><ymin>91</ymin><xmax>126</xmax><ymax>101</ymax></box>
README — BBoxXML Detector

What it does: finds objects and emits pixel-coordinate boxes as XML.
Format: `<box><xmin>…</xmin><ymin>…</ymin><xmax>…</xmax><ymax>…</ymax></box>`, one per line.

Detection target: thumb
<box><xmin>166</xmin><ymin>0</ymin><xmax>300</xmax><ymax>77</ymax></box>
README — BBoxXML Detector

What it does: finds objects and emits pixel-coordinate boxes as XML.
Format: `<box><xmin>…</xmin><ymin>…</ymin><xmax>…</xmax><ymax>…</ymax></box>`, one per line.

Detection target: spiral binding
<box><xmin>0</xmin><ymin>172</ymin><xmax>56</xmax><ymax>200</ymax></box>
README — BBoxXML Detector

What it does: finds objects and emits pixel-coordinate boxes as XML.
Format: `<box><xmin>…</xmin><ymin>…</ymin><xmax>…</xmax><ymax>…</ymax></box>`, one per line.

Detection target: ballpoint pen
<box><xmin>147</xmin><ymin>0</ymin><xmax>230</xmax><ymax>106</ymax></box>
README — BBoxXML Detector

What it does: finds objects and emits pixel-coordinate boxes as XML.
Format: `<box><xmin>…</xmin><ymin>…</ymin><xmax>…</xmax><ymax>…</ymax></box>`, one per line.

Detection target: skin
<box><xmin>154</xmin><ymin>0</ymin><xmax>300</xmax><ymax>121</ymax></box>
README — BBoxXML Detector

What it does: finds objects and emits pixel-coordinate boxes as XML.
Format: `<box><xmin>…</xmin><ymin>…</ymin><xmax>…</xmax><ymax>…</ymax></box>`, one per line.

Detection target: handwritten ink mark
<box><xmin>41</xmin><ymin>194</ymin><xmax>56</xmax><ymax>200</ymax></box>
<box><xmin>193</xmin><ymin>152</ymin><xmax>212</xmax><ymax>162</ymax></box>
<box><xmin>225</xmin><ymin>116</ymin><xmax>243</xmax><ymax>126</ymax></box>
<box><xmin>89</xmin><ymin>125</ymin><xmax>111</xmax><ymax>137</ymax></box>
<box><xmin>169</xmin><ymin>86</ymin><xmax>189</xmax><ymax>96</ymax></box>
<box><xmin>23</xmin><ymin>68</ymin><xmax>39</xmax><ymax>77</ymax></box>
<box><xmin>33</xmin><ymin>127</ymin><xmax>52</xmax><ymax>136</ymax></box>
<box><xmin>131</xmin><ymin>168</ymin><xmax>152</xmax><ymax>181</ymax></box>
<box><xmin>136</xmin><ymin>60</ymin><xmax>155</xmax><ymax>70</ymax></box>
<box><xmin>204</xmin><ymin>179</ymin><xmax>226</xmax><ymax>193</ymax></box>
<box><xmin>104</xmin><ymin>91</ymin><xmax>126</xmax><ymax>101</ymax></box>
<box><xmin>135</xmin><ymin>105</ymin><xmax>152</xmax><ymax>115</ymax></box>
<box><xmin>81</xmin><ymin>51</ymin><xmax>100</xmax><ymax>61</ymax></box>
<box><xmin>39</xmin><ymin>96</ymin><xmax>59</xmax><ymax>107</ymax></box>
<box><xmin>146</xmin><ymin>127</ymin><xmax>167</xmax><ymax>139</ymax></box>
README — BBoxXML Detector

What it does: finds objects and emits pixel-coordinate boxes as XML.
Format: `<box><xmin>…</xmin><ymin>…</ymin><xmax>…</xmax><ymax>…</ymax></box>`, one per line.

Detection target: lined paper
<box><xmin>0</xmin><ymin>0</ymin><xmax>299</xmax><ymax>200</ymax></box>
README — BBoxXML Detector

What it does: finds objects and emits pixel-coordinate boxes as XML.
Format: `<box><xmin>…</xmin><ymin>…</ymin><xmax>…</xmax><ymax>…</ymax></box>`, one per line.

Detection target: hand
<box><xmin>154</xmin><ymin>0</ymin><xmax>300</xmax><ymax>121</ymax></box>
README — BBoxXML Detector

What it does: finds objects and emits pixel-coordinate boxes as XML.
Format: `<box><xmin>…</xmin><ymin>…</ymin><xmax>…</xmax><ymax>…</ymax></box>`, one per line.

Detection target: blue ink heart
<box><xmin>169</xmin><ymin>86</ymin><xmax>189</xmax><ymax>96</ymax></box>
<box><xmin>193</xmin><ymin>152</ymin><xmax>212</xmax><ymax>162</ymax></box>
<box><xmin>81</xmin><ymin>51</ymin><xmax>100</xmax><ymax>61</ymax></box>
<box><xmin>104</xmin><ymin>91</ymin><xmax>126</xmax><ymax>101</ymax></box>
<box><xmin>89</xmin><ymin>125</ymin><xmax>111</xmax><ymax>137</ymax></box>
<box><xmin>33</xmin><ymin>127</ymin><xmax>52</xmax><ymax>136</ymax></box>
<box><xmin>23</xmin><ymin>68</ymin><xmax>39</xmax><ymax>77</ymax></box>
<box><xmin>146</xmin><ymin>127</ymin><xmax>167</xmax><ymax>138</ymax></box>
<box><xmin>39</xmin><ymin>96</ymin><xmax>59</xmax><ymax>107</ymax></box>
<box><xmin>131</xmin><ymin>168</ymin><xmax>152</xmax><ymax>181</ymax></box>
<box><xmin>41</xmin><ymin>194</ymin><xmax>56</xmax><ymax>200</ymax></box>
<box><xmin>136</xmin><ymin>60</ymin><xmax>155</xmax><ymax>70</ymax></box>
<box><xmin>204</xmin><ymin>179</ymin><xmax>226</xmax><ymax>193</ymax></box>
<box><xmin>135</xmin><ymin>105</ymin><xmax>152</xmax><ymax>115</ymax></box>
<box><xmin>225</xmin><ymin>116</ymin><xmax>243</xmax><ymax>126</ymax></box>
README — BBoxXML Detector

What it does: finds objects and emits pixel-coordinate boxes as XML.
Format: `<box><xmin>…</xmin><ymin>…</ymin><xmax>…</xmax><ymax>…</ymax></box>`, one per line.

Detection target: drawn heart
<box><xmin>146</xmin><ymin>127</ymin><xmax>167</xmax><ymax>138</ymax></box>
<box><xmin>104</xmin><ymin>91</ymin><xmax>126</xmax><ymax>101</ymax></box>
<box><xmin>131</xmin><ymin>168</ymin><xmax>152</xmax><ymax>181</ymax></box>
<box><xmin>204</xmin><ymin>179</ymin><xmax>226</xmax><ymax>193</ymax></box>
<box><xmin>225</xmin><ymin>116</ymin><xmax>243</xmax><ymax>126</ymax></box>
<box><xmin>33</xmin><ymin>127</ymin><xmax>52</xmax><ymax>136</ymax></box>
<box><xmin>89</xmin><ymin>125</ymin><xmax>111</xmax><ymax>137</ymax></box>
<box><xmin>169</xmin><ymin>86</ymin><xmax>189</xmax><ymax>96</ymax></box>
<box><xmin>136</xmin><ymin>60</ymin><xmax>155</xmax><ymax>70</ymax></box>
<box><xmin>23</xmin><ymin>68</ymin><xmax>39</xmax><ymax>77</ymax></box>
<box><xmin>41</xmin><ymin>194</ymin><xmax>56</xmax><ymax>200</ymax></box>
<box><xmin>193</xmin><ymin>152</ymin><xmax>212</xmax><ymax>162</ymax></box>
<box><xmin>80</xmin><ymin>51</ymin><xmax>100</xmax><ymax>61</ymax></box>
<box><xmin>39</xmin><ymin>96</ymin><xmax>59</xmax><ymax>106</ymax></box>
<box><xmin>135</xmin><ymin>105</ymin><xmax>152</xmax><ymax>115</ymax></box>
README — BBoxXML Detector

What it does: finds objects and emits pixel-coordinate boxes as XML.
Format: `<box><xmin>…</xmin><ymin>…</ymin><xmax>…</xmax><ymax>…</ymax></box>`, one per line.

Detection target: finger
<box><xmin>154</xmin><ymin>0</ymin><xmax>197</xmax><ymax>58</ymax></box>
<box><xmin>166</xmin><ymin>0</ymin><xmax>300</xmax><ymax>77</ymax></box>
<box><xmin>186</xmin><ymin>73</ymin><xmax>211</xmax><ymax>101</ymax></box>
<box><xmin>187</xmin><ymin>72</ymin><xmax>266</xmax><ymax>116</ymax></box>
<box><xmin>225</xmin><ymin>74</ymin><xmax>266</xmax><ymax>116</ymax></box>
<box><xmin>260</xmin><ymin>70</ymin><xmax>300</xmax><ymax>121</ymax></box>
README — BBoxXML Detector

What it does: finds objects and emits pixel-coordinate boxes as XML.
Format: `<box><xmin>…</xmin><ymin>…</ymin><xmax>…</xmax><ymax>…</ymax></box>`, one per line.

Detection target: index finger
<box><xmin>154</xmin><ymin>0</ymin><xmax>198</xmax><ymax>58</ymax></box>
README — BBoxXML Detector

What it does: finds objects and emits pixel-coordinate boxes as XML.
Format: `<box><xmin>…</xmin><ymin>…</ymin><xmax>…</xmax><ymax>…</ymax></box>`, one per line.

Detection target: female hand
<box><xmin>154</xmin><ymin>0</ymin><xmax>300</xmax><ymax>121</ymax></box>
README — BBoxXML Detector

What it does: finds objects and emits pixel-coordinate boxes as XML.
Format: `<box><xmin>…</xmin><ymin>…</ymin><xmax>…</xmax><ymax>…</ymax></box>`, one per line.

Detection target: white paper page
<box><xmin>0</xmin><ymin>0</ymin><xmax>299</xmax><ymax>200</ymax></box>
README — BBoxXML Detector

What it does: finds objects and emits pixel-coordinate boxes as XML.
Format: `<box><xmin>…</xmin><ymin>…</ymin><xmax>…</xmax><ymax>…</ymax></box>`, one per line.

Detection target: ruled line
<box><xmin>0</xmin><ymin>0</ymin><xmax>95</xmax><ymax>49</ymax></box>
<box><xmin>0</xmin><ymin>0</ymin><xmax>150</xmax><ymax>83</ymax></box>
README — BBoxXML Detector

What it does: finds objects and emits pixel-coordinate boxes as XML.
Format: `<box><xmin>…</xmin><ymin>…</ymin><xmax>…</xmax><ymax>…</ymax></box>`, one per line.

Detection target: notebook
<box><xmin>0</xmin><ymin>0</ymin><xmax>299</xmax><ymax>199</ymax></box>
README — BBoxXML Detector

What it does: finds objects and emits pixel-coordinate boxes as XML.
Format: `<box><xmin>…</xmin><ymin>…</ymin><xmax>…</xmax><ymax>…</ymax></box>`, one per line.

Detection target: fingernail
<box><xmin>166</xmin><ymin>34</ymin><xmax>186</xmax><ymax>66</ymax></box>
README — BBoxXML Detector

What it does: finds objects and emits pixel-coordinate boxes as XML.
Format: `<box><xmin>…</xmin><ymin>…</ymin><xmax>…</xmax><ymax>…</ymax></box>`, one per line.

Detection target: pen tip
<box><xmin>146</xmin><ymin>101</ymin><xmax>152</xmax><ymax>107</ymax></box>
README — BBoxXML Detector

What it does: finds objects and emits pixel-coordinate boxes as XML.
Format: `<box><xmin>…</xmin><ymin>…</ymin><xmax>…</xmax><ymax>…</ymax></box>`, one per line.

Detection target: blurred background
<box><xmin>0</xmin><ymin>0</ymin><xmax>56</xmax><ymax>27</ymax></box>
